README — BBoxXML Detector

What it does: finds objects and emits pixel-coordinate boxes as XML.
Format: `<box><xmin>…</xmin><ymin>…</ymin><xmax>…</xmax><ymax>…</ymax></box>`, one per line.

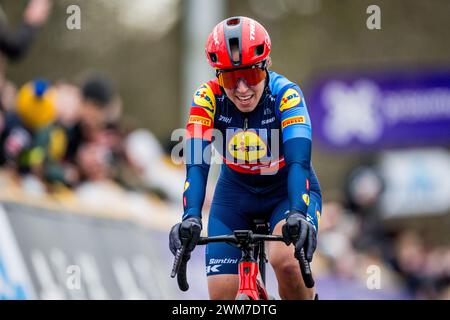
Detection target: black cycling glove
<box><xmin>282</xmin><ymin>211</ymin><xmax>317</xmax><ymax>262</ymax></box>
<box><xmin>169</xmin><ymin>216</ymin><xmax>202</xmax><ymax>258</ymax></box>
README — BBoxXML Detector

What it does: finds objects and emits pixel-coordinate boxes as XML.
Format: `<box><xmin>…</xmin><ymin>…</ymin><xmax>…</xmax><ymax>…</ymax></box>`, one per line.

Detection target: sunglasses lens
<box><xmin>218</xmin><ymin>67</ymin><xmax>266</xmax><ymax>89</ymax></box>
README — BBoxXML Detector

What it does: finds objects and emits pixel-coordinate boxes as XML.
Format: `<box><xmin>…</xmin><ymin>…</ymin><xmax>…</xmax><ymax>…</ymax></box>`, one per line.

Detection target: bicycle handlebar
<box><xmin>171</xmin><ymin>231</ymin><xmax>315</xmax><ymax>292</ymax></box>
<box><xmin>197</xmin><ymin>233</ymin><xmax>285</xmax><ymax>245</ymax></box>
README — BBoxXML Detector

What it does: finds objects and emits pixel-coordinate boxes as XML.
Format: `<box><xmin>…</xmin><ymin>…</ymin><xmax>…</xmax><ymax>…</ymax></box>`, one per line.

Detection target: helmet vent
<box><xmin>227</xmin><ymin>18</ymin><xmax>240</xmax><ymax>26</ymax></box>
<box><xmin>209</xmin><ymin>53</ymin><xmax>218</xmax><ymax>63</ymax></box>
<box><xmin>255</xmin><ymin>44</ymin><xmax>264</xmax><ymax>56</ymax></box>
<box><xmin>228</xmin><ymin>38</ymin><xmax>240</xmax><ymax>65</ymax></box>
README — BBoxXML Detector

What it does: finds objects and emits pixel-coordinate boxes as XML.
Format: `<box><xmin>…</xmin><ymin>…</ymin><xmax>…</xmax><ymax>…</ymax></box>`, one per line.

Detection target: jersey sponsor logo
<box><xmin>206</xmin><ymin>265</ymin><xmax>221</xmax><ymax>273</ymax></box>
<box><xmin>302</xmin><ymin>193</ymin><xmax>310</xmax><ymax>206</ymax></box>
<box><xmin>218</xmin><ymin>115</ymin><xmax>232</xmax><ymax>123</ymax></box>
<box><xmin>316</xmin><ymin>210</ymin><xmax>321</xmax><ymax>225</ymax></box>
<box><xmin>188</xmin><ymin>115</ymin><xmax>211</xmax><ymax>127</ymax></box>
<box><xmin>261</xmin><ymin>117</ymin><xmax>275</xmax><ymax>125</ymax></box>
<box><xmin>193</xmin><ymin>84</ymin><xmax>216</xmax><ymax>118</ymax></box>
<box><xmin>184</xmin><ymin>181</ymin><xmax>190</xmax><ymax>192</ymax></box>
<box><xmin>263</xmin><ymin>108</ymin><xmax>273</xmax><ymax>115</ymax></box>
<box><xmin>209</xmin><ymin>258</ymin><xmax>238</xmax><ymax>264</ymax></box>
<box><xmin>228</xmin><ymin>131</ymin><xmax>267</xmax><ymax>162</ymax></box>
<box><xmin>279</xmin><ymin>88</ymin><xmax>301</xmax><ymax>112</ymax></box>
<box><xmin>281</xmin><ymin>116</ymin><xmax>305</xmax><ymax>129</ymax></box>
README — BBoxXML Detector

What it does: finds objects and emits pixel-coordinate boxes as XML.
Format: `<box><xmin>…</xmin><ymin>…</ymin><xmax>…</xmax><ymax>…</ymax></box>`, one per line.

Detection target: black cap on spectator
<box><xmin>82</xmin><ymin>75</ymin><xmax>114</xmax><ymax>107</ymax></box>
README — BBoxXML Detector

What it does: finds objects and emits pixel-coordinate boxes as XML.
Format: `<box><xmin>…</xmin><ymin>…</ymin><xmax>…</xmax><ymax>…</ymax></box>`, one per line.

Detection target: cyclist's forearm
<box><xmin>284</xmin><ymin>137</ymin><xmax>311</xmax><ymax>215</ymax></box>
<box><xmin>182</xmin><ymin>138</ymin><xmax>211</xmax><ymax>220</ymax></box>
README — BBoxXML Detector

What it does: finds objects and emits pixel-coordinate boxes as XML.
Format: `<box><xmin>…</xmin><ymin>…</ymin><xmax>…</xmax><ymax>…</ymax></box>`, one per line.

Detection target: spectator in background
<box><xmin>0</xmin><ymin>79</ymin><xmax>55</xmax><ymax>169</ymax></box>
<box><xmin>0</xmin><ymin>0</ymin><xmax>52</xmax><ymax>61</ymax></box>
<box><xmin>0</xmin><ymin>79</ymin><xmax>74</xmax><ymax>193</ymax></box>
<box><xmin>0</xmin><ymin>0</ymin><xmax>51</xmax><ymax>155</ymax></box>
<box><xmin>344</xmin><ymin>165</ymin><xmax>387</xmax><ymax>255</ymax></box>
<box><xmin>67</xmin><ymin>74</ymin><xmax>125</xmax><ymax>190</ymax></box>
<box><xmin>389</xmin><ymin>231</ymin><xmax>450</xmax><ymax>299</ymax></box>
<box><xmin>65</xmin><ymin>74</ymin><xmax>115</xmax><ymax>164</ymax></box>
<box><xmin>53</xmin><ymin>81</ymin><xmax>82</xmax><ymax>130</ymax></box>
<box><xmin>124</xmin><ymin>128</ymin><xmax>185</xmax><ymax>204</ymax></box>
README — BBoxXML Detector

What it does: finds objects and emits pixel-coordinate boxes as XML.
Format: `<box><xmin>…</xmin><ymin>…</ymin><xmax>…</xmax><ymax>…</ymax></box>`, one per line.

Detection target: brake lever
<box><xmin>170</xmin><ymin>243</ymin><xmax>186</xmax><ymax>278</ymax></box>
<box><xmin>298</xmin><ymin>249</ymin><xmax>315</xmax><ymax>288</ymax></box>
<box><xmin>177</xmin><ymin>256</ymin><xmax>189</xmax><ymax>292</ymax></box>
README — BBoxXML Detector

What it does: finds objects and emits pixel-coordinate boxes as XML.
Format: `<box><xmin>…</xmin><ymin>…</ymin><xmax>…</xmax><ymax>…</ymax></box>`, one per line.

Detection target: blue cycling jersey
<box><xmin>183</xmin><ymin>71</ymin><xmax>322</xmax><ymax>230</ymax></box>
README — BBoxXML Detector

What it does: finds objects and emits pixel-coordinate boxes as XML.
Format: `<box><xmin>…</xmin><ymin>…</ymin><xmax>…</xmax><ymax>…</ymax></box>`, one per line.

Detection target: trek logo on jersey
<box><xmin>188</xmin><ymin>115</ymin><xmax>211</xmax><ymax>126</ymax></box>
<box><xmin>279</xmin><ymin>88</ymin><xmax>301</xmax><ymax>112</ymax></box>
<box><xmin>281</xmin><ymin>116</ymin><xmax>305</xmax><ymax>129</ymax></box>
<box><xmin>193</xmin><ymin>84</ymin><xmax>215</xmax><ymax>117</ymax></box>
<box><xmin>228</xmin><ymin>130</ymin><xmax>267</xmax><ymax>162</ymax></box>
<box><xmin>302</xmin><ymin>194</ymin><xmax>310</xmax><ymax>206</ymax></box>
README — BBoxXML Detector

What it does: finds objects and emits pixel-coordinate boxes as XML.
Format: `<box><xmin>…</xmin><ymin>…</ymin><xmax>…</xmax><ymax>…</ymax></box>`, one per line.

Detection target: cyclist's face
<box><xmin>223</xmin><ymin>76</ymin><xmax>265</xmax><ymax>113</ymax></box>
<box><xmin>222</xmin><ymin>47</ymin><xmax>266</xmax><ymax>113</ymax></box>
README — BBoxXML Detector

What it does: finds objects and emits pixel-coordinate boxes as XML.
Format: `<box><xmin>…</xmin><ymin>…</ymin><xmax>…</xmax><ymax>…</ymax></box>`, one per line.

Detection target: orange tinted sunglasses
<box><xmin>216</xmin><ymin>61</ymin><xmax>267</xmax><ymax>89</ymax></box>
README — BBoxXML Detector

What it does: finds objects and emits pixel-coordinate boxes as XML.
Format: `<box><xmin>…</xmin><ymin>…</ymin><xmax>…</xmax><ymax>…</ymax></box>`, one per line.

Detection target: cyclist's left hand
<box><xmin>169</xmin><ymin>216</ymin><xmax>202</xmax><ymax>258</ymax></box>
<box><xmin>282</xmin><ymin>211</ymin><xmax>317</xmax><ymax>262</ymax></box>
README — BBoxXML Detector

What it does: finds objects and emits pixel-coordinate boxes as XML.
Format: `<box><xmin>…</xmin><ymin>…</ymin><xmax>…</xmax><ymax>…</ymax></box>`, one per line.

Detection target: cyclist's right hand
<box><xmin>169</xmin><ymin>216</ymin><xmax>202</xmax><ymax>258</ymax></box>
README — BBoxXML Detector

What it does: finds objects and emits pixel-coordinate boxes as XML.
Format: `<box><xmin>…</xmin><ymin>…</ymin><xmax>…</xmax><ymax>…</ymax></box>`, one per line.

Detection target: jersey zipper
<box><xmin>243</xmin><ymin>117</ymin><xmax>248</xmax><ymax>131</ymax></box>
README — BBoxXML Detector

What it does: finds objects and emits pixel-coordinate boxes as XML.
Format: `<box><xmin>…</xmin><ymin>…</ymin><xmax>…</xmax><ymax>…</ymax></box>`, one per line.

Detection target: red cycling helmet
<box><xmin>205</xmin><ymin>16</ymin><xmax>271</xmax><ymax>70</ymax></box>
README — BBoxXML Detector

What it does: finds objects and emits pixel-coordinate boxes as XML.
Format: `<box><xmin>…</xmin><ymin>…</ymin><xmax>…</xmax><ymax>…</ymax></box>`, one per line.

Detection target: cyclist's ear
<box><xmin>266</xmin><ymin>56</ymin><xmax>272</xmax><ymax>69</ymax></box>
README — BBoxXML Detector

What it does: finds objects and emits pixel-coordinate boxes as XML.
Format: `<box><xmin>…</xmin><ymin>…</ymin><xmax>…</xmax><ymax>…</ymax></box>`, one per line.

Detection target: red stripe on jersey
<box><xmin>221</xmin><ymin>155</ymin><xmax>286</xmax><ymax>174</ymax></box>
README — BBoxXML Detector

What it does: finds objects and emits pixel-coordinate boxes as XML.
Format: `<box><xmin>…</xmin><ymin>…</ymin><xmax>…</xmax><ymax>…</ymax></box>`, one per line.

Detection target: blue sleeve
<box><xmin>284</xmin><ymin>138</ymin><xmax>311</xmax><ymax>215</ymax></box>
<box><xmin>277</xmin><ymin>85</ymin><xmax>313</xmax><ymax>216</ymax></box>
<box><xmin>182</xmin><ymin>138</ymin><xmax>211</xmax><ymax>220</ymax></box>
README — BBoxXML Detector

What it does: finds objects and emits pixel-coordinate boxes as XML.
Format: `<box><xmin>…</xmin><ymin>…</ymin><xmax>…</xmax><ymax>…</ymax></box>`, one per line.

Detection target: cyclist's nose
<box><xmin>235</xmin><ymin>78</ymin><xmax>250</xmax><ymax>93</ymax></box>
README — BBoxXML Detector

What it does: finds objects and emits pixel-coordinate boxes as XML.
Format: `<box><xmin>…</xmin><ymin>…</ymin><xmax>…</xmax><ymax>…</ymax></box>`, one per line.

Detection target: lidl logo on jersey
<box><xmin>194</xmin><ymin>84</ymin><xmax>215</xmax><ymax>117</ymax></box>
<box><xmin>188</xmin><ymin>115</ymin><xmax>211</xmax><ymax>126</ymax></box>
<box><xmin>279</xmin><ymin>88</ymin><xmax>301</xmax><ymax>112</ymax></box>
<box><xmin>281</xmin><ymin>116</ymin><xmax>305</xmax><ymax>129</ymax></box>
<box><xmin>228</xmin><ymin>130</ymin><xmax>267</xmax><ymax>162</ymax></box>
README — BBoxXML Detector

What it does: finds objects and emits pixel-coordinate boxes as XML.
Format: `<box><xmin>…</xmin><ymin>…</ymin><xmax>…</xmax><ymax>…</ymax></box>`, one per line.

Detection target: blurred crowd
<box><xmin>315</xmin><ymin>201</ymin><xmax>450</xmax><ymax>300</ymax></box>
<box><xmin>0</xmin><ymin>0</ymin><xmax>185</xmax><ymax>218</ymax></box>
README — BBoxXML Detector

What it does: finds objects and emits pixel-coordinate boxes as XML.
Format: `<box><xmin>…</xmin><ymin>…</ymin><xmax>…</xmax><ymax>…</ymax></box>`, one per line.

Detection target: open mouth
<box><xmin>236</xmin><ymin>95</ymin><xmax>254</xmax><ymax>102</ymax></box>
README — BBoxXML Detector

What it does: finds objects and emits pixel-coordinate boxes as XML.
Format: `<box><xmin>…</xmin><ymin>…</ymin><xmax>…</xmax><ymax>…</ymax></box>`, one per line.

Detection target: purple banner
<box><xmin>308</xmin><ymin>69</ymin><xmax>450</xmax><ymax>150</ymax></box>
